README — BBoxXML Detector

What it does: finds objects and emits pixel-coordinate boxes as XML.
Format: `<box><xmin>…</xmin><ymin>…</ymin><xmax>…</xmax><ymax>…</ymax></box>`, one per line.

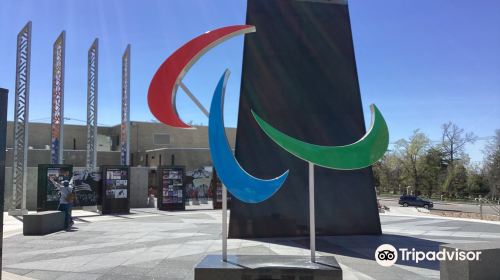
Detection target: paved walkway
<box><xmin>3</xmin><ymin>208</ymin><xmax>500</xmax><ymax>279</ymax></box>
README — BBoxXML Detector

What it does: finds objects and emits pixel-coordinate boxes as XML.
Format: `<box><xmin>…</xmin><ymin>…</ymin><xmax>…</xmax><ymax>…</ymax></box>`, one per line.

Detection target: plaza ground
<box><xmin>2</xmin><ymin>205</ymin><xmax>500</xmax><ymax>280</ymax></box>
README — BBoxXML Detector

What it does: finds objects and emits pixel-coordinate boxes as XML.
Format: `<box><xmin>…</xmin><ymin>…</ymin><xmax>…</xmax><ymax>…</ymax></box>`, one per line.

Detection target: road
<box><xmin>378</xmin><ymin>196</ymin><xmax>500</xmax><ymax>216</ymax></box>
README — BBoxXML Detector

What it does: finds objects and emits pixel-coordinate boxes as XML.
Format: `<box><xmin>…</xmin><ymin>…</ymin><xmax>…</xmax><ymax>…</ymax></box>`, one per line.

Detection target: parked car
<box><xmin>398</xmin><ymin>195</ymin><xmax>433</xmax><ymax>209</ymax></box>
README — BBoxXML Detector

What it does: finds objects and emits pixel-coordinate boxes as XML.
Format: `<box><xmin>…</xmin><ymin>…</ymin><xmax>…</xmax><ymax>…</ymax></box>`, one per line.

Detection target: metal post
<box><xmin>179</xmin><ymin>80</ymin><xmax>226</xmax><ymax>261</ymax></box>
<box><xmin>479</xmin><ymin>199</ymin><xmax>483</xmax><ymax>220</ymax></box>
<box><xmin>179</xmin><ymin>81</ymin><xmax>209</xmax><ymax>118</ymax></box>
<box><xmin>10</xmin><ymin>22</ymin><xmax>31</xmax><ymax>215</ymax></box>
<box><xmin>120</xmin><ymin>44</ymin><xmax>131</xmax><ymax>165</ymax></box>
<box><xmin>222</xmin><ymin>184</ymin><xmax>228</xmax><ymax>261</ymax></box>
<box><xmin>50</xmin><ymin>31</ymin><xmax>66</xmax><ymax>164</ymax></box>
<box><xmin>309</xmin><ymin>162</ymin><xmax>316</xmax><ymax>262</ymax></box>
<box><xmin>86</xmin><ymin>39</ymin><xmax>98</xmax><ymax>170</ymax></box>
<box><xmin>0</xmin><ymin>88</ymin><xmax>9</xmax><ymax>279</ymax></box>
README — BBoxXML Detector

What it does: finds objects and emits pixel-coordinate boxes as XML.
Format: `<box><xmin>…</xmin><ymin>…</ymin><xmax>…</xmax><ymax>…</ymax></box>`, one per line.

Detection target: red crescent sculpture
<box><xmin>148</xmin><ymin>25</ymin><xmax>256</xmax><ymax>128</ymax></box>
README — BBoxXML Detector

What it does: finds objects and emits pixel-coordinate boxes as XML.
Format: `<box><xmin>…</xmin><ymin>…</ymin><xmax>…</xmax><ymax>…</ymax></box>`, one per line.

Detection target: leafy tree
<box><xmin>372</xmin><ymin>161</ymin><xmax>382</xmax><ymax>190</ymax></box>
<box><xmin>394</xmin><ymin>130</ymin><xmax>430</xmax><ymax>194</ymax></box>
<box><xmin>450</xmin><ymin>163</ymin><xmax>468</xmax><ymax>198</ymax></box>
<box><xmin>484</xmin><ymin>130</ymin><xmax>500</xmax><ymax>198</ymax></box>
<box><xmin>420</xmin><ymin>147</ymin><xmax>446</xmax><ymax>197</ymax></box>
<box><xmin>373</xmin><ymin>152</ymin><xmax>404</xmax><ymax>194</ymax></box>
<box><xmin>467</xmin><ymin>164</ymin><xmax>489</xmax><ymax>196</ymax></box>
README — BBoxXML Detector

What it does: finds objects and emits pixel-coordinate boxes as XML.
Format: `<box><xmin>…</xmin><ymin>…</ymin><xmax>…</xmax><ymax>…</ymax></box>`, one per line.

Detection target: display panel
<box><xmin>158</xmin><ymin>166</ymin><xmax>186</xmax><ymax>210</ymax></box>
<box><xmin>104</xmin><ymin>169</ymin><xmax>128</xmax><ymax>199</ymax></box>
<box><xmin>101</xmin><ymin>165</ymin><xmax>130</xmax><ymax>214</ymax></box>
<box><xmin>72</xmin><ymin>169</ymin><xmax>101</xmax><ymax>206</ymax></box>
<box><xmin>208</xmin><ymin>169</ymin><xmax>231</xmax><ymax>210</ymax></box>
<box><xmin>37</xmin><ymin>164</ymin><xmax>73</xmax><ymax>211</ymax></box>
<box><xmin>185</xmin><ymin>167</ymin><xmax>211</xmax><ymax>205</ymax></box>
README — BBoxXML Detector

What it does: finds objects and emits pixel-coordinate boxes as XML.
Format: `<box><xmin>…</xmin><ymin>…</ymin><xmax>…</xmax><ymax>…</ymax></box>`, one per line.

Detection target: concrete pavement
<box><xmin>3</xmin><ymin>208</ymin><xmax>500</xmax><ymax>279</ymax></box>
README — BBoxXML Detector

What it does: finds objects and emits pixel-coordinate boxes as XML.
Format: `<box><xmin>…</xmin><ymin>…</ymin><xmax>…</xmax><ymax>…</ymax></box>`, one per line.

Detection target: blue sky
<box><xmin>0</xmin><ymin>0</ymin><xmax>499</xmax><ymax>164</ymax></box>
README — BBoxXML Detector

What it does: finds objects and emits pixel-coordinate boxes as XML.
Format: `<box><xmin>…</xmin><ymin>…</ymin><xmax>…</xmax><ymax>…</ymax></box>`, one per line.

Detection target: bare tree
<box><xmin>440</xmin><ymin>122</ymin><xmax>476</xmax><ymax>195</ymax></box>
<box><xmin>441</xmin><ymin>122</ymin><xmax>476</xmax><ymax>164</ymax></box>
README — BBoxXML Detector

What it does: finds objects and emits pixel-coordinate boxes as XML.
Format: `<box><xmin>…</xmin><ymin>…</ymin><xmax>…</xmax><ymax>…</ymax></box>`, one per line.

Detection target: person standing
<box><xmin>50</xmin><ymin>177</ymin><xmax>75</xmax><ymax>230</ymax></box>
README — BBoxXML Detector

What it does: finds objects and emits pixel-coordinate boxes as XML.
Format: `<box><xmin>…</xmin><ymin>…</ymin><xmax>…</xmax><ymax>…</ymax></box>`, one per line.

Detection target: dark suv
<box><xmin>398</xmin><ymin>195</ymin><xmax>433</xmax><ymax>209</ymax></box>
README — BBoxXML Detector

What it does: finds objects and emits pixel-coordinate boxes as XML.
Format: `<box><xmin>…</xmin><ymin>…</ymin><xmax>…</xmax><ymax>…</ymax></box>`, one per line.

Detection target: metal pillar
<box><xmin>50</xmin><ymin>31</ymin><xmax>66</xmax><ymax>164</ymax></box>
<box><xmin>309</xmin><ymin>162</ymin><xmax>316</xmax><ymax>262</ymax></box>
<box><xmin>10</xmin><ymin>22</ymin><xmax>31</xmax><ymax>215</ymax></box>
<box><xmin>120</xmin><ymin>44</ymin><xmax>130</xmax><ymax>166</ymax></box>
<box><xmin>86</xmin><ymin>39</ymin><xmax>98</xmax><ymax>170</ymax></box>
<box><xmin>0</xmin><ymin>88</ymin><xmax>9</xmax><ymax>278</ymax></box>
<box><xmin>222</xmin><ymin>184</ymin><xmax>228</xmax><ymax>261</ymax></box>
<box><xmin>179</xmin><ymin>81</ymin><xmax>209</xmax><ymax>117</ymax></box>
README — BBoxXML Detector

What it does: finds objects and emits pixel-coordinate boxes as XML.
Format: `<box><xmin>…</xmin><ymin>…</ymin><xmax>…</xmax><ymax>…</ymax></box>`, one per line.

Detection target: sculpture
<box><xmin>148</xmin><ymin>24</ymin><xmax>389</xmax><ymax>263</ymax></box>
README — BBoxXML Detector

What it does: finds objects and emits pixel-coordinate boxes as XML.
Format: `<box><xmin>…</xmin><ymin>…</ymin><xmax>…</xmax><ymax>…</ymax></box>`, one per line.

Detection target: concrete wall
<box><xmin>130</xmin><ymin>167</ymin><xmax>149</xmax><ymax>208</ymax></box>
<box><xmin>5</xmin><ymin>150</ymin><xmax>121</xmax><ymax>167</ymax></box>
<box><xmin>4</xmin><ymin>167</ymin><xmax>38</xmax><ymax>211</ymax></box>
<box><xmin>4</xmin><ymin>166</ymin><xmax>150</xmax><ymax>211</ymax></box>
<box><xmin>5</xmin><ymin>121</ymin><xmax>235</xmax><ymax>152</ymax></box>
<box><xmin>6</xmin><ymin>122</ymin><xmax>114</xmax><ymax>151</ymax></box>
<box><xmin>124</xmin><ymin>122</ymin><xmax>236</xmax><ymax>152</ymax></box>
<box><xmin>4</xmin><ymin>148</ymin><xmax>212</xmax><ymax>171</ymax></box>
<box><xmin>135</xmin><ymin>149</ymin><xmax>213</xmax><ymax>171</ymax></box>
<box><xmin>4</xmin><ymin>121</ymin><xmax>235</xmax><ymax>170</ymax></box>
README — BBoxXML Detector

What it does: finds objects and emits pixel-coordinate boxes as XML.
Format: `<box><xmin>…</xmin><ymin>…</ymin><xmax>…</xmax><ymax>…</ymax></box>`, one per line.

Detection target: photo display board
<box><xmin>185</xmin><ymin>167</ymin><xmax>211</xmax><ymax>205</ymax></box>
<box><xmin>101</xmin><ymin>165</ymin><xmax>130</xmax><ymax>214</ymax></box>
<box><xmin>209</xmin><ymin>170</ymin><xmax>230</xmax><ymax>210</ymax></box>
<box><xmin>37</xmin><ymin>164</ymin><xmax>73</xmax><ymax>211</ymax></box>
<box><xmin>72</xmin><ymin>169</ymin><xmax>101</xmax><ymax>207</ymax></box>
<box><xmin>158</xmin><ymin>166</ymin><xmax>185</xmax><ymax>211</ymax></box>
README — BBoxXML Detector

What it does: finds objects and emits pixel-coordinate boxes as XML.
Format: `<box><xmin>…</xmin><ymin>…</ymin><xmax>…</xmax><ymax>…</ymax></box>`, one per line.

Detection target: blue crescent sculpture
<box><xmin>208</xmin><ymin>70</ymin><xmax>289</xmax><ymax>203</ymax></box>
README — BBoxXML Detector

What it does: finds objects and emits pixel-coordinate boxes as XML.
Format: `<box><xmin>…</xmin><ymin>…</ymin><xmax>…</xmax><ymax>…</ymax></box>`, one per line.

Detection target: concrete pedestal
<box><xmin>440</xmin><ymin>242</ymin><xmax>500</xmax><ymax>280</ymax></box>
<box><xmin>194</xmin><ymin>255</ymin><xmax>342</xmax><ymax>280</ymax></box>
<box><xmin>23</xmin><ymin>211</ymin><xmax>65</xmax><ymax>235</ymax></box>
<box><xmin>8</xmin><ymin>209</ymin><xmax>29</xmax><ymax>216</ymax></box>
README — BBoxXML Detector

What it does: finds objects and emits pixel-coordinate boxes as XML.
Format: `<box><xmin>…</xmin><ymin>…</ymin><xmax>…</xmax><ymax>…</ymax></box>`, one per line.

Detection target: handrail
<box><xmin>477</xmin><ymin>198</ymin><xmax>500</xmax><ymax>220</ymax></box>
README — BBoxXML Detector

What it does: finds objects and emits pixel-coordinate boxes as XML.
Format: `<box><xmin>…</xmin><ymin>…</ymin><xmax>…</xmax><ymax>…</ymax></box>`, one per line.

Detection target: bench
<box><xmin>23</xmin><ymin>211</ymin><xmax>65</xmax><ymax>235</ymax></box>
<box><xmin>440</xmin><ymin>242</ymin><xmax>500</xmax><ymax>280</ymax></box>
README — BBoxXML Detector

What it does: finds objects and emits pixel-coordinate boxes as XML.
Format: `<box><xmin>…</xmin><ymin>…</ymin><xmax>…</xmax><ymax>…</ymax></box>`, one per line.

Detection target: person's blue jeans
<box><xmin>58</xmin><ymin>203</ymin><xmax>72</xmax><ymax>229</ymax></box>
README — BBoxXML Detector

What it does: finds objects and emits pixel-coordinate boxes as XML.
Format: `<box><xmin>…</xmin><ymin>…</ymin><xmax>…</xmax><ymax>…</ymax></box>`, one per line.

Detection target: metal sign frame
<box><xmin>120</xmin><ymin>45</ymin><xmax>131</xmax><ymax>165</ymax></box>
<box><xmin>10</xmin><ymin>22</ymin><xmax>31</xmax><ymax>215</ymax></box>
<box><xmin>50</xmin><ymin>31</ymin><xmax>66</xmax><ymax>164</ymax></box>
<box><xmin>86</xmin><ymin>39</ymin><xmax>98</xmax><ymax>170</ymax></box>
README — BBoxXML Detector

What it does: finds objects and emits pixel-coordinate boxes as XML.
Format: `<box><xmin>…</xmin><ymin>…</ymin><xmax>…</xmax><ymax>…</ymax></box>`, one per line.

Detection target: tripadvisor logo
<box><xmin>375</xmin><ymin>244</ymin><xmax>482</xmax><ymax>267</ymax></box>
<box><xmin>375</xmin><ymin>244</ymin><xmax>398</xmax><ymax>266</ymax></box>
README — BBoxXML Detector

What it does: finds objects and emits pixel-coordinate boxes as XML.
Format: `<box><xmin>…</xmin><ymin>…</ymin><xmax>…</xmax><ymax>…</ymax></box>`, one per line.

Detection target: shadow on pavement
<box><xmin>252</xmin><ymin>234</ymin><xmax>443</xmax><ymax>270</ymax></box>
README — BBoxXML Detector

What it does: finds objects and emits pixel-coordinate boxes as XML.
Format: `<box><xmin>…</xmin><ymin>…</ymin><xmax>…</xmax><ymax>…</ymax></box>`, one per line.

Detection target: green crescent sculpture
<box><xmin>251</xmin><ymin>104</ymin><xmax>389</xmax><ymax>170</ymax></box>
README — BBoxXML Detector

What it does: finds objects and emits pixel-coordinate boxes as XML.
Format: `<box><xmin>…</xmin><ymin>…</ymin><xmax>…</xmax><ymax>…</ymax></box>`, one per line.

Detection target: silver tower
<box><xmin>86</xmin><ymin>39</ymin><xmax>99</xmax><ymax>170</ymax></box>
<box><xmin>50</xmin><ymin>31</ymin><xmax>66</xmax><ymax>164</ymax></box>
<box><xmin>120</xmin><ymin>45</ymin><xmax>131</xmax><ymax>166</ymax></box>
<box><xmin>10</xmin><ymin>22</ymin><xmax>32</xmax><ymax>215</ymax></box>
